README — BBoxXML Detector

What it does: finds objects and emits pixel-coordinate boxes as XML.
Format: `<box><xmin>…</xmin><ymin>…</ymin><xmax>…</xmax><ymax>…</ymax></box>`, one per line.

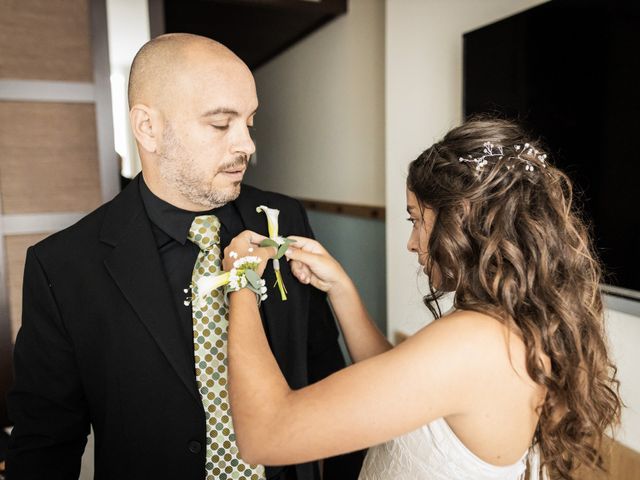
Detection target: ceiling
<box><xmin>161</xmin><ymin>0</ymin><xmax>348</xmax><ymax>69</ymax></box>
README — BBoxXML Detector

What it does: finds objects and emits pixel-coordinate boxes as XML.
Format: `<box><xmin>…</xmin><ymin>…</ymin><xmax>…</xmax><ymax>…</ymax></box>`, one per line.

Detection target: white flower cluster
<box><xmin>228</xmin><ymin>269</ymin><xmax>249</xmax><ymax>291</ymax></box>
<box><xmin>227</xmin><ymin>256</ymin><xmax>268</xmax><ymax>301</ymax></box>
<box><xmin>516</xmin><ymin>143</ymin><xmax>547</xmax><ymax>171</ymax></box>
<box><xmin>232</xmin><ymin>255</ymin><xmax>261</xmax><ymax>269</ymax></box>
<box><xmin>459</xmin><ymin>141</ymin><xmax>501</xmax><ymax>171</ymax></box>
<box><xmin>258</xmin><ymin>282</ymin><xmax>268</xmax><ymax>301</ymax></box>
<box><xmin>459</xmin><ymin>141</ymin><xmax>548</xmax><ymax>173</ymax></box>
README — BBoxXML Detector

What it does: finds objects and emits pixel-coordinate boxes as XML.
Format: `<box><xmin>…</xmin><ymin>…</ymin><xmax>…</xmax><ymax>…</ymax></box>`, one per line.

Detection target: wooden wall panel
<box><xmin>4</xmin><ymin>233</ymin><xmax>51</xmax><ymax>341</ymax></box>
<box><xmin>0</xmin><ymin>101</ymin><xmax>102</xmax><ymax>214</ymax></box>
<box><xmin>0</xmin><ymin>0</ymin><xmax>92</xmax><ymax>81</ymax></box>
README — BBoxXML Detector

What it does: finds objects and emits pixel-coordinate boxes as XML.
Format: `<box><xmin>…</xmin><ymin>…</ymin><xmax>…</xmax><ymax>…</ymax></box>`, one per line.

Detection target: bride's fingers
<box><xmin>283</xmin><ymin>246</ymin><xmax>324</xmax><ymax>269</ymax></box>
<box><xmin>286</xmin><ymin>236</ymin><xmax>325</xmax><ymax>254</ymax></box>
<box><xmin>289</xmin><ymin>258</ymin><xmax>331</xmax><ymax>292</ymax></box>
<box><xmin>290</xmin><ymin>260</ymin><xmax>311</xmax><ymax>284</ymax></box>
<box><xmin>237</xmin><ymin>230</ymin><xmax>268</xmax><ymax>246</ymax></box>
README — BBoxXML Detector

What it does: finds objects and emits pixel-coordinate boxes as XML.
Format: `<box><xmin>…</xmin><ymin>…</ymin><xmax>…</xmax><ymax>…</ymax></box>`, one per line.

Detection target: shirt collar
<box><xmin>139</xmin><ymin>174</ymin><xmax>236</xmax><ymax>245</ymax></box>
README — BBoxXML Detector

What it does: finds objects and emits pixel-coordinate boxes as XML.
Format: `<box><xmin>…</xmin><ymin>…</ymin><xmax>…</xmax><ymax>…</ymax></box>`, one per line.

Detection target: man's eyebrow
<box><xmin>201</xmin><ymin>107</ymin><xmax>259</xmax><ymax>118</ymax></box>
<box><xmin>201</xmin><ymin>108</ymin><xmax>239</xmax><ymax>117</ymax></box>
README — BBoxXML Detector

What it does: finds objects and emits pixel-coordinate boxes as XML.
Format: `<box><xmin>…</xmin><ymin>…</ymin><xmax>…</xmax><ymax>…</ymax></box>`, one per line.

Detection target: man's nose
<box><xmin>232</xmin><ymin>125</ymin><xmax>256</xmax><ymax>157</ymax></box>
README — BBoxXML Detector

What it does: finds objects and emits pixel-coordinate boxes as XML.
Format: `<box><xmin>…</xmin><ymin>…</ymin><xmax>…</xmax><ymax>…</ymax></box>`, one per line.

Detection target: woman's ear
<box><xmin>130</xmin><ymin>104</ymin><xmax>161</xmax><ymax>153</ymax></box>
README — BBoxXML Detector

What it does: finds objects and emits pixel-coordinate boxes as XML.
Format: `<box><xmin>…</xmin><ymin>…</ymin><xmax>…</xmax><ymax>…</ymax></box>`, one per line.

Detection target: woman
<box><xmin>222</xmin><ymin>118</ymin><xmax>621</xmax><ymax>479</ymax></box>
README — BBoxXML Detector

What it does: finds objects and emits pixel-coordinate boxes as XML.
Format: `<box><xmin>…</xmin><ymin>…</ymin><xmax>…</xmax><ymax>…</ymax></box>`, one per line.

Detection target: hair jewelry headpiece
<box><xmin>459</xmin><ymin>142</ymin><xmax>547</xmax><ymax>172</ymax></box>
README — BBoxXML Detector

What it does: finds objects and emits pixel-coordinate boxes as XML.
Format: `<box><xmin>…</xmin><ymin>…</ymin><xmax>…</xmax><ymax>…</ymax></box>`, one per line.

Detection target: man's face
<box><xmin>156</xmin><ymin>58</ymin><xmax>258</xmax><ymax>209</ymax></box>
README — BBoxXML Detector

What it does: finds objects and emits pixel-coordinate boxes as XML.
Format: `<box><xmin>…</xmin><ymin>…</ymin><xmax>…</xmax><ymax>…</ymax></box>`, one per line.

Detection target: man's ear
<box><xmin>130</xmin><ymin>104</ymin><xmax>161</xmax><ymax>153</ymax></box>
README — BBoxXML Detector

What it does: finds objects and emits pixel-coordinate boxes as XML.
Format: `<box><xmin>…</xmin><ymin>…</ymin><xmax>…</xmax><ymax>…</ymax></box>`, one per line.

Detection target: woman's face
<box><xmin>406</xmin><ymin>188</ymin><xmax>441</xmax><ymax>285</ymax></box>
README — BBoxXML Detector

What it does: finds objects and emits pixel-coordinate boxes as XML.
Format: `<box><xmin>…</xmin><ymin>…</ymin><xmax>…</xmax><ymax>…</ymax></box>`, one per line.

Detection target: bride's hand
<box><xmin>284</xmin><ymin>236</ymin><xmax>350</xmax><ymax>295</ymax></box>
<box><xmin>223</xmin><ymin>230</ymin><xmax>277</xmax><ymax>276</ymax></box>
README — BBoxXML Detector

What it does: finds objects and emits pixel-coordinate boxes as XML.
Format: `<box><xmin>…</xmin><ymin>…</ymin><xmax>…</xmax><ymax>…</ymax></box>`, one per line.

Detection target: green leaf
<box><xmin>276</xmin><ymin>243</ymin><xmax>289</xmax><ymax>259</ymax></box>
<box><xmin>245</xmin><ymin>269</ymin><xmax>262</xmax><ymax>288</ymax></box>
<box><xmin>260</xmin><ymin>239</ymin><xmax>278</xmax><ymax>248</ymax></box>
<box><xmin>280</xmin><ymin>239</ymin><xmax>296</xmax><ymax>250</ymax></box>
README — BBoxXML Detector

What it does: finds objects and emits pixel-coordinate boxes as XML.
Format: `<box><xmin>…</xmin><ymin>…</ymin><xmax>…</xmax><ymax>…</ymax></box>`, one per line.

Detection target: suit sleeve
<box><xmin>296</xmin><ymin>201</ymin><xmax>366</xmax><ymax>479</ymax></box>
<box><xmin>6</xmin><ymin>247</ymin><xmax>89</xmax><ymax>480</ymax></box>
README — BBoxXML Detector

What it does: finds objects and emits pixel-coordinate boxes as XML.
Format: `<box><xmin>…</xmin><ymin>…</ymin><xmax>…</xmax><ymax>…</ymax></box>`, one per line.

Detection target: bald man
<box><xmin>6</xmin><ymin>34</ymin><xmax>363</xmax><ymax>480</ymax></box>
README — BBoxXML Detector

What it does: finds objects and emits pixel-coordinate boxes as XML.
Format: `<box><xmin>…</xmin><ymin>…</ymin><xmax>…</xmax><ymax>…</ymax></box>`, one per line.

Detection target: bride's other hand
<box><xmin>223</xmin><ymin>230</ymin><xmax>277</xmax><ymax>276</ymax></box>
<box><xmin>284</xmin><ymin>236</ymin><xmax>350</xmax><ymax>294</ymax></box>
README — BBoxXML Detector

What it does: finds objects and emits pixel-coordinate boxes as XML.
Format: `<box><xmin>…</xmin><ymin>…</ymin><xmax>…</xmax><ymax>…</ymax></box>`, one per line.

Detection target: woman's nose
<box><xmin>407</xmin><ymin>236</ymin><xmax>416</xmax><ymax>253</ymax></box>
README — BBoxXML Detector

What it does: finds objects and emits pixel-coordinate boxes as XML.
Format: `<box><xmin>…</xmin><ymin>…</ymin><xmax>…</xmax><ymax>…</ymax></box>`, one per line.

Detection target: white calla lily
<box><xmin>256</xmin><ymin>204</ymin><xmax>290</xmax><ymax>301</ymax></box>
<box><xmin>256</xmin><ymin>205</ymin><xmax>280</xmax><ymax>239</ymax></box>
<box><xmin>195</xmin><ymin>272</ymin><xmax>230</xmax><ymax>297</ymax></box>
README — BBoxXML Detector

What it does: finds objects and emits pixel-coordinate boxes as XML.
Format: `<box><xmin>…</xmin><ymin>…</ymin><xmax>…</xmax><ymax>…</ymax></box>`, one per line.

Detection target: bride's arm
<box><xmin>228</xmin><ymin>288</ymin><xmax>490</xmax><ymax>466</ymax></box>
<box><xmin>285</xmin><ymin>236</ymin><xmax>392</xmax><ymax>362</ymax></box>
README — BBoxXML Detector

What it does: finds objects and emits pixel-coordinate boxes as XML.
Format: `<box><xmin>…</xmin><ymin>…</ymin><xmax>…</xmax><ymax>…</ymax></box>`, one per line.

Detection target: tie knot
<box><xmin>188</xmin><ymin>215</ymin><xmax>221</xmax><ymax>251</ymax></box>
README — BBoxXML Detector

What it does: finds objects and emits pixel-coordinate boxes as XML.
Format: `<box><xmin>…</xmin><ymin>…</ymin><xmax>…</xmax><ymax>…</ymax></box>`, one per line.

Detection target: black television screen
<box><xmin>463</xmin><ymin>0</ymin><xmax>640</xmax><ymax>300</ymax></box>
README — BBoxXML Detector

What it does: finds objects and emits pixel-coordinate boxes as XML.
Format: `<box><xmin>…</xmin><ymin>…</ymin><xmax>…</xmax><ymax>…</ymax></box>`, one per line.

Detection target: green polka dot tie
<box><xmin>188</xmin><ymin>215</ymin><xmax>265</xmax><ymax>480</ymax></box>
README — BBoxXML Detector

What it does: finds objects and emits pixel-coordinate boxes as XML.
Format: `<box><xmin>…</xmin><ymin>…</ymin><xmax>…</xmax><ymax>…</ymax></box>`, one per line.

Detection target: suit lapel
<box><xmin>100</xmin><ymin>177</ymin><xmax>199</xmax><ymax>402</ymax></box>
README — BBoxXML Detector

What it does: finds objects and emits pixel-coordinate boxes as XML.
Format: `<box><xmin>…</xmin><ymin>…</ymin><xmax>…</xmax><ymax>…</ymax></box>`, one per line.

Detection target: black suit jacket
<box><xmin>6</xmin><ymin>177</ymin><xmax>363</xmax><ymax>479</ymax></box>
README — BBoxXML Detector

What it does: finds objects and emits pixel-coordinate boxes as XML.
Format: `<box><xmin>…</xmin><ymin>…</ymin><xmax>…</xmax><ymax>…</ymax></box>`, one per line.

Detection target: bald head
<box><xmin>127</xmin><ymin>33</ymin><xmax>257</xmax><ymax>212</ymax></box>
<box><xmin>128</xmin><ymin>33</ymin><xmax>247</xmax><ymax>109</ymax></box>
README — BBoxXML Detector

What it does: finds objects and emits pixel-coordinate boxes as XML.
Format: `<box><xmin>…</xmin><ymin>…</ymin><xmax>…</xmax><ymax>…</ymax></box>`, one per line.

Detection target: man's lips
<box><xmin>220</xmin><ymin>167</ymin><xmax>246</xmax><ymax>178</ymax></box>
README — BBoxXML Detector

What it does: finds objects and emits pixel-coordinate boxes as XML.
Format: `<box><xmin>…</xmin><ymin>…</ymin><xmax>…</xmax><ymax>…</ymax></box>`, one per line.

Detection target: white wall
<box><xmin>385</xmin><ymin>0</ymin><xmax>548</xmax><ymax>335</ymax></box>
<box><xmin>244</xmin><ymin>0</ymin><xmax>385</xmax><ymax>206</ymax></box>
<box><xmin>105</xmin><ymin>0</ymin><xmax>150</xmax><ymax>178</ymax></box>
<box><xmin>605</xmin><ymin>308</ymin><xmax>640</xmax><ymax>451</ymax></box>
<box><xmin>385</xmin><ymin>0</ymin><xmax>639</xmax><ymax>453</ymax></box>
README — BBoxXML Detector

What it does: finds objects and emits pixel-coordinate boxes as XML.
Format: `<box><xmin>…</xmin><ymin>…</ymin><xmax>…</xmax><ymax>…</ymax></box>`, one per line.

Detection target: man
<box><xmin>6</xmin><ymin>34</ymin><xmax>363</xmax><ymax>480</ymax></box>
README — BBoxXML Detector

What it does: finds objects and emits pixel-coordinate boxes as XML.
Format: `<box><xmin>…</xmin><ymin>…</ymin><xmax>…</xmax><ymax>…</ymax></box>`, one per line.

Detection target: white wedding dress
<box><xmin>358</xmin><ymin>417</ymin><xmax>534</xmax><ymax>480</ymax></box>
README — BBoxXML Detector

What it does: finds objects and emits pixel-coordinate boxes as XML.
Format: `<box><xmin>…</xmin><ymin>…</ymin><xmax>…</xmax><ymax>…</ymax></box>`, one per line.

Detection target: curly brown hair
<box><xmin>407</xmin><ymin>117</ymin><xmax>622</xmax><ymax>479</ymax></box>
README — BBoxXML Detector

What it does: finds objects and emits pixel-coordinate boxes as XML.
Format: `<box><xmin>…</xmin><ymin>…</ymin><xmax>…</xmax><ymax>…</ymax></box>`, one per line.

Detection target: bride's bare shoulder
<box><xmin>414</xmin><ymin>309</ymin><xmax>512</xmax><ymax>345</ymax></box>
<box><xmin>409</xmin><ymin>309</ymin><xmax>531</xmax><ymax>376</ymax></box>
<box><xmin>387</xmin><ymin>309</ymin><xmax>544</xmax><ymax>421</ymax></box>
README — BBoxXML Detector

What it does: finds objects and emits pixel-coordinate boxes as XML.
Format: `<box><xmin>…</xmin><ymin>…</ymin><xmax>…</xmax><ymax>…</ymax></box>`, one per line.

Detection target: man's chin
<box><xmin>227</xmin><ymin>181</ymin><xmax>242</xmax><ymax>198</ymax></box>
<box><xmin>206</xmin><ymin>183</ymin><xmax>242</xmax><ymax>208</ymax></box>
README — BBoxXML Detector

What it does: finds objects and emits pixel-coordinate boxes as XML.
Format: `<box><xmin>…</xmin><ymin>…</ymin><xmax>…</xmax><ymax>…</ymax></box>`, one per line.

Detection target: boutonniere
<box><xmin>191</xmin><ymin>206</ymin><xmax>296</xmax><ymax>305</ymax></box>
<box><xmin>256</xmin><ymin>205</ymin><xmax>296</xmax><ymax>301</ymax></box>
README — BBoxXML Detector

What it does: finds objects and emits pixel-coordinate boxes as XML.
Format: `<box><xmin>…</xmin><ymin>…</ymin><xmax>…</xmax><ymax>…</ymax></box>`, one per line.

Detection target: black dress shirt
<box><xmin>139</xmin><ymin>176</ymin><xmax>244</xmax><ymax>347</ymax></box>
